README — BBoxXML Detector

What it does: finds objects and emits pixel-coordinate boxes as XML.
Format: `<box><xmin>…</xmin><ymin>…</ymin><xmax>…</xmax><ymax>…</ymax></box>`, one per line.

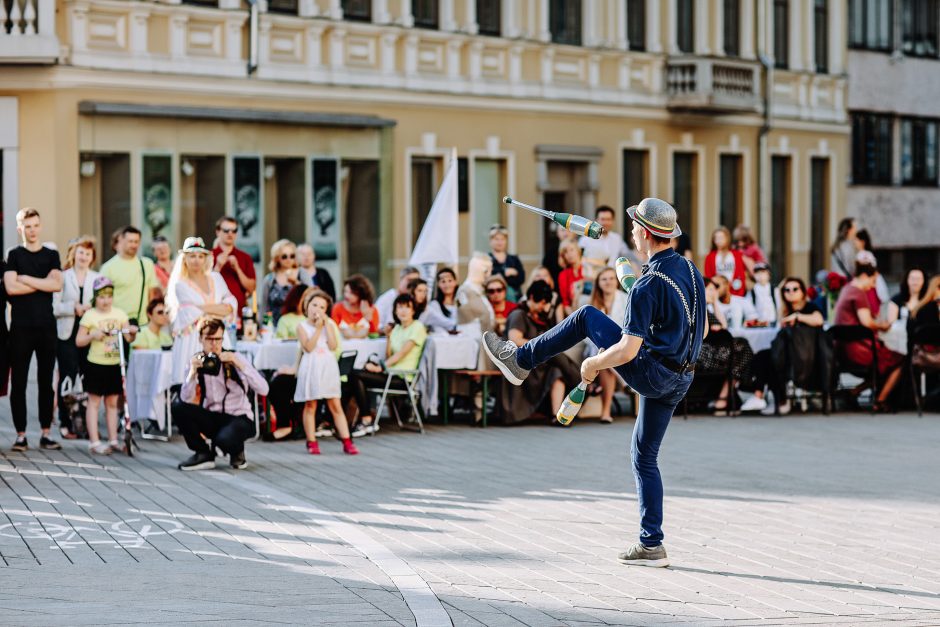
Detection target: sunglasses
<box><xmin>280</xmin><ymin>253</ymin><xmax>296</xmax><ymax>260</ymax></box>
<box><xmin>783</xmin><ymin>286</ymin><xmax>802</xmax><ymax>293</ymax></box>
<box><xmin>153</xmin><ymin>309</ymin><xmax>167</xmax><ymax>316</ymax></box>
<box><xmin>219</xmin><ymin>227</ymin><xmax>237</xmax><ymax>234</ymax></box>
<box><xmin>487</xmin><ymin>287</ymin><xmax>505</xmax><ymax>294</ymax></box>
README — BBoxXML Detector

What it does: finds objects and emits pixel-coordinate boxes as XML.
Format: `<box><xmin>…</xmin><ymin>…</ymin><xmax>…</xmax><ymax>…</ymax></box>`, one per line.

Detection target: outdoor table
<box><xmin>126</xmin><ymin>348</ymin><xmax>173</xmax><ymax>429</ymax></box>
<box><xmin>730</xmin><ymin>326</ymin><xmax>779</xmax><ymax>353</ymax></box>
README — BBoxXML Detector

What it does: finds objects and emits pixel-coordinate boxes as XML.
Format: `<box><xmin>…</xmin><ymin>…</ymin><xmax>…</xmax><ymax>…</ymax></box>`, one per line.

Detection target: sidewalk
<box><xmin>1</xmin><ymin>397</ymin><xmax>939</xmax><ymax>625</ymax></box>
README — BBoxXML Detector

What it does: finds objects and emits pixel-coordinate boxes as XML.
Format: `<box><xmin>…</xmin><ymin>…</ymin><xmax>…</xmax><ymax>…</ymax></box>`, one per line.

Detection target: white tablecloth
<box><xmin>236</xmin><ymin>340</ymin><xmax>302</xmax><ymax>370</ymax></box>
<box><xmin>730</xmin><ymin>327</ymin><xmax>779</xmax><ymax>353</ymax></box>
<box><xmin>341</xmin><ymin>338</ymin><xmax>389</xmax><ymax>369</ymax></box>
<box><xmin>126</xmin><ymin>349</ymin><xmax>173</xmax><ymax>427</ymax></box>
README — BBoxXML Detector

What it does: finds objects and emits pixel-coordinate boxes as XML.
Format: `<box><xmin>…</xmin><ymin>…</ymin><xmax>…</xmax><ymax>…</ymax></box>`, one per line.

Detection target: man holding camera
<box><xmin>173</xmin><ymin>318</ymin><xmax>269</xmax><ymax>470</ymax></box>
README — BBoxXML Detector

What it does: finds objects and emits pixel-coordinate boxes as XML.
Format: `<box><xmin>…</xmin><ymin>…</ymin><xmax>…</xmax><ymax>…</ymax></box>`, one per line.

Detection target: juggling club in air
<box><xmin>502</xmin><ymin>196</ymin><xmax>604</xmax><ymax>239</ymax></box>
<box><xmin>615</xmin><ymin>257</ymin><xmax>637</xmax><ymax>293</ymax></box>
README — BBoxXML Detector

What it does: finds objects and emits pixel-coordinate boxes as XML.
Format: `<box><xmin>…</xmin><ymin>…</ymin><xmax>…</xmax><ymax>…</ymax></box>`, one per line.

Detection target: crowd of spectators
<box><xmin>2</xmin><ymin>203</ymin><xmax>938</xmax><ymax>467</ymax></box>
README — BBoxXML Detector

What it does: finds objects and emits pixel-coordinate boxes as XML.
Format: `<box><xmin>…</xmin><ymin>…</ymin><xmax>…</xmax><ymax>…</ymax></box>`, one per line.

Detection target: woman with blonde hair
<box><xmin>588</xmin><ymin>267</ymin><xmax>629</xmax><ymax>423</ymax></box>
<box><xmin>260</xmin><ymin>239</ymin><xmax>306</xmax><ymax>325</ymax></box>
<box><xmin>52</xmin><ymin>236</ymin><xmax>100</xmax><ymax>438</ymax></box>
<box><xmin>166</xmin><ymin>237</ymin><xmax>236</xmax><ymax>384</ymax></box>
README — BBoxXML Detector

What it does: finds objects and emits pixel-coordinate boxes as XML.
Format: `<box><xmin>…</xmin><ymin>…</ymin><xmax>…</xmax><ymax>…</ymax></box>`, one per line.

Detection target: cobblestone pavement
<box><xmin>1</xmin><ymin>405</ymin><xmax>939</xmax><ymax>626</ymax></box>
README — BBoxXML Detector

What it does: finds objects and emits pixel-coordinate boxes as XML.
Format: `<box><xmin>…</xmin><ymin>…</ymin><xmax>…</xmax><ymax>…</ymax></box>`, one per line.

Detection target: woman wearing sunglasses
<box><xmin>259</xmin><ymin>239</ymin><xmax>306</xmax><ymax>325</ymax></box>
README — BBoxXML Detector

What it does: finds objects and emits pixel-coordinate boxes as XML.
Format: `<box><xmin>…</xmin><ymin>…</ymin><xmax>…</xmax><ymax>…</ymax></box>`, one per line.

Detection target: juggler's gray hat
<box><xmin>626</xmin><ymin>198</ymin><xmax>682</xmax><ymax>239</ymax></box>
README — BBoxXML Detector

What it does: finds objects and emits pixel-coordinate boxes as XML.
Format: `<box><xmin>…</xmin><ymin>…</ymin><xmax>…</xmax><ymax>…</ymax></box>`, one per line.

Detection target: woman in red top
<box><xmin>557</xmin><ymin>239</ymin><xmax>585</xmax><ymax>315</ymax></box>
<box><xmin>485</xmin><ymin>275</ymin><xmax>517</xmax><ymax>337</ymax></box>
<box><xmin>833</xmin><ymin>261</ymin><xmax>904</xmax><ymax>412</ymax></box>
<box><xmin>705</xmin><ymin>226</ymin><xmax>747</xmax><ymax>297</ymax></box>
<box><xmin>331</xmin><ymin>274</ymin><xmax>379</xmax><ymax>339</ymax></box>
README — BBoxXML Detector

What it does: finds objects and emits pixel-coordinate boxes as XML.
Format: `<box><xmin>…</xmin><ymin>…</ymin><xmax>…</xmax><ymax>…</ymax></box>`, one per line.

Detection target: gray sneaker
<box><xmin>481</xmin><ymin>332</ymin><xmax>530</xmax><ymax>386</ymax></box>
<box><xmin>617</xmin><ymin>543</ymin><xmax>669</xmax><ymax>567</ymax></box>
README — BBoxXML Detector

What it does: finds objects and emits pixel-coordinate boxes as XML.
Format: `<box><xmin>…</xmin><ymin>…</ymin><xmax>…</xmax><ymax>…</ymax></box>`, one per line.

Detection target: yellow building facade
<box><xmin>1</xmin><ymin>0</ymin><xmax>848</xmax><ymax>289</ymax></box>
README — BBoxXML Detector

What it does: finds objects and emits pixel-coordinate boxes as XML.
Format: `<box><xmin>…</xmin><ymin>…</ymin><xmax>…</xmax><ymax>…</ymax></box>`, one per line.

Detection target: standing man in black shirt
<box><xmin>3</xmin><ymin>208</ymin><xmax>64</xmax><ymax>451</ymax></box>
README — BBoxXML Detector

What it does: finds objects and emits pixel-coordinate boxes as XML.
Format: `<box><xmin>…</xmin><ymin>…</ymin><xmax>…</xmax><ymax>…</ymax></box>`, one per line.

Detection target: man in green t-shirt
<box><xmin>101</xmin><ymin>226</ymin><xmax>158</xmax><ymax>325</ymax></box>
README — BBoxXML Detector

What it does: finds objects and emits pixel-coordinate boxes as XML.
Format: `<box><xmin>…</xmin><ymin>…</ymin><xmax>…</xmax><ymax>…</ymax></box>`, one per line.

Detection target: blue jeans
<box><xmin>516</xmin><ymin>306</ymin><xmax>693</xmax><ymax>547</ymax></box>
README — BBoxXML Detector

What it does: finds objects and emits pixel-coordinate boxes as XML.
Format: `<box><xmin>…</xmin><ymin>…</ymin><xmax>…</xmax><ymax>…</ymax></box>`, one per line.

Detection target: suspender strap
<box><xmin>646</xmin><ymin>258</ymin><xmax>698</xmax><ymax>368</ymax></box>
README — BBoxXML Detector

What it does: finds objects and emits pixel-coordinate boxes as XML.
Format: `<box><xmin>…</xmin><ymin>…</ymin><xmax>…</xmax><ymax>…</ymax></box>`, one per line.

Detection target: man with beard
<box><xmin>498</xmin><ymin>280</ymin><xmax>580</xmax><ymax>425</ymax></box>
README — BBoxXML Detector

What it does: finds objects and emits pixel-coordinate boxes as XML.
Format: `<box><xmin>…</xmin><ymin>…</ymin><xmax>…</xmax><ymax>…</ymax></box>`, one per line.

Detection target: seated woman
<box><xmin>349</xmin><ymin>294</ymin><xmax>427</xmax><ymax>435</ymax></box>
<box><xmin>421</xmin><ymin>267</ymin><xmax>459</xmax><ymax>332</ymax></box>
<box><xmin>499</xmin><ymin>281</ymin><xmax>581</xmax><ymax>425</ymax></box>
<box><xmin>833</xmin><ymin>261</ymin><xmax>905</xmax><ymax>412</ymax></box>
<box><xmin>746</xmin><ymin>277</ymin><xmax>825</xmax><ymax>415</ymax></box>
<box><xmin>407</xmin><ymin>277</ymin><xmax>429</xmax><ymax>321</ymax></box>
<box><xmin>912</xmin><ymin>275</ymin><xmax>940</xmax><ymax>328</ymax></box>
<box><xmin>699</xmin><ymin>278</ymin><xmax>755</xmax><ymax>416</ymax></box>
<box><xmin>588</xmin><ymin>267</ymin><xmax>628</xmax><ymax>423</ymax></box>
<box><xmin>332</xmin><ymin>274</ymin><xmax>380</xmax><ymax>339</ymax></box>
<box><xmin>485</xmin><ymin>275</ymin><xmax>517</xmax><ymax>337</ymax></box>
<box><xmin>275</xmin><ymin>284</ymin><xmax>308</xmax><ymax>340</ymax></box>
<box><xmin>526</xmin><ymin>266</ymin><xmax>564</xmax><ymax>325</ymax></box>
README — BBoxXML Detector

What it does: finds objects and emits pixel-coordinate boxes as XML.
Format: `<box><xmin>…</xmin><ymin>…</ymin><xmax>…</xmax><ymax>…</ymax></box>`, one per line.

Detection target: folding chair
<box><xmin>367</xmin><ymin>345</ymin><xmax>427</xmax><ymax>434</ymax></box>
<box><xmin>827</xmin><ymin>324</ymin><xmax>879</xmax><ymax>414</ymax></box>
<box><xmin>316</xmin><ymin>350</ymin><xmax>358</xmax><ymax>424</ymax></box>
<box><xmin>910</xmin><ymin>323</ymin><xmax>940</xmax><ymax>416</ymax></box>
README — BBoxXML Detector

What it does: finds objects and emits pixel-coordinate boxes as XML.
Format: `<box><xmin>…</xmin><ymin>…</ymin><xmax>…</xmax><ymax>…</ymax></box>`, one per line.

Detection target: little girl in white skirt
<box><xmin>294</xmin><ymin>288</ymin><xmax>359</xmax><ymax>455</ymax></box>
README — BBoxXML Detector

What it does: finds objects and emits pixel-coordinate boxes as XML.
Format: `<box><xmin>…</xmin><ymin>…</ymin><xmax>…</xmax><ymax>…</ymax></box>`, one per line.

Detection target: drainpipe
<box><xmin>248</xmin><ymin>0</ymin><xmax>259</xmax><ymax>76</ymax></box>
<box><xmin>756</xmin><ymin>0</ymin><xmax>773</xmax><ymax>256</ymax></box>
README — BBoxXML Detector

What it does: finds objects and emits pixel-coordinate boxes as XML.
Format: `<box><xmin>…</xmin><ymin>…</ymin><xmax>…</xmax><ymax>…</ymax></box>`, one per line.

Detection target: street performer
<box><xmin>483</xmin><ymin>198</ymin><xmax>706</xmax><ymax>568</ymax></box>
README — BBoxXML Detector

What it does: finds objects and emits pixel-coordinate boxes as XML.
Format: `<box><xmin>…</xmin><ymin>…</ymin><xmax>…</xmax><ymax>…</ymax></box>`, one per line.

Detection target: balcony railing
<box><xmin>665</xmin><ymin>57</ymin><xmax>761</xmax><ymax>113</ymax></box>
<box><xmin>0</xmin><ymin>0</ymin><xmax>59</xmax><ymax>63</ymax></box>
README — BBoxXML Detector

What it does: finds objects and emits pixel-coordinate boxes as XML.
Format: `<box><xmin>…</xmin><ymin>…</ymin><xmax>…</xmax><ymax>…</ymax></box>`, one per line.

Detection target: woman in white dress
<box><xmin>166</xmin><ymin>237</ymin><xmax>237</xmax><ymax>384</ymax></box>
<box><xmin>293</xmin><ymin>288</ymin><xmax>358</xmax><ymax>456</ymax></box>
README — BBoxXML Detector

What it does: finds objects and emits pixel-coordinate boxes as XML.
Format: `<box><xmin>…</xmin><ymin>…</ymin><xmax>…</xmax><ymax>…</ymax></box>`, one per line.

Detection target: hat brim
<box><xmin>181</xmin><ymin>247</ymin><xmax>211</xmax><ymax>255</ymax></box>
<box><xmin>627</xmin><ymin>205</ymin><xmax>682</xmax><ymax>239</ymax></box>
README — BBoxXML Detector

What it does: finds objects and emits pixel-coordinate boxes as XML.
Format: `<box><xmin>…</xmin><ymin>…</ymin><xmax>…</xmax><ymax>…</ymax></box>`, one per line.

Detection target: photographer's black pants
<box><xmin>172</xmin><ymin>401</ymin><xmax>254</xmax><ymax>457</ymax></box>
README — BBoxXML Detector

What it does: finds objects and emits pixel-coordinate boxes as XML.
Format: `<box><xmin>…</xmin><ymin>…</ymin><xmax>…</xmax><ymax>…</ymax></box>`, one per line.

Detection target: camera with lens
<box><xmin>197</xmin><ymin>352</ymin><xmax>222</xmax><ymax>376</ymax></box>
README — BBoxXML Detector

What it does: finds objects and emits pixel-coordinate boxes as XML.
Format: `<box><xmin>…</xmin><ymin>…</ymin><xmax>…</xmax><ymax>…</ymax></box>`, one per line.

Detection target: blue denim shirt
<box><xmin>622</xmin><ymin>248</ymin><xmax>707</xmax><ymax>366</ymax></box>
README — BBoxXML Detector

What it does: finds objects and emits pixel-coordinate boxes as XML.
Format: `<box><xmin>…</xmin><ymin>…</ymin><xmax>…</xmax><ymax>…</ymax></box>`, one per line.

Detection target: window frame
<box><xmin>851</xmin><ymin>112</ymin><xmax>894</xmax><ymax>186</ymax></box>
<box><xmin>901</xmin><ymin>0</ymin><xmax>940</xmax><ymax>58</ymax></box>
<box><xmin>550</xmin><ymin>0</ymin><xmax>583</xmax><ymax>46</ymax></box>
<box><xmin>848</xmin><ymin>0</ymin><xmax>894</xmax><ymax>52</ymax></box>
<box><xmin>627</xmin><ymin>0</ymin><xmax>646</xmax><ymax>51</ymax></box>
<box><xmin>723</xmin><ymin>0</ymin><xmax>740</xmax><ymax>57</ymax></box>
<box><xmin>901</xmin><ymin>116</ymin><xmax>940</xmax><ymax>186</ymax></box>
<box><xmin>773</xmin><ymin>0</ymin><xmax>789</xmax><ymax>69</ymax></box>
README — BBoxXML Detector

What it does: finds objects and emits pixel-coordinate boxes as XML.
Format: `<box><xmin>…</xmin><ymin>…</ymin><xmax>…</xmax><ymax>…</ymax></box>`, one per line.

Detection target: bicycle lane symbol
<box><xmin>0</xmin><ymin>518</ymin><xmax>187</xmax><ymax>550</ymax></box>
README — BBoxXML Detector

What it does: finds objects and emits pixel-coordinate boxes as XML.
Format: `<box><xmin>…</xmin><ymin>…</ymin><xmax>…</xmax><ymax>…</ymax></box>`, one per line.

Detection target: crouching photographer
<box><xmin>172</xmin><ymin>317</ymin><xmax>269</xmax><ymax>471</ymax></box>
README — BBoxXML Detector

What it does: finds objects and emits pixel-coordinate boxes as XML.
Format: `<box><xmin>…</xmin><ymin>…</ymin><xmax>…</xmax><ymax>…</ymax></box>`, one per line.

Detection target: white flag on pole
<box><xmin>409</xmin><ymin>149</ymin><xmax>459</xmax><ymax>277</ymax></box>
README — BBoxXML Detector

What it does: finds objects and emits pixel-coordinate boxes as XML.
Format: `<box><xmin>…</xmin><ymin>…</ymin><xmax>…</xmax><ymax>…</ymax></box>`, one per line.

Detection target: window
<box><xmin>411</xmin><ymin>157</ymin><xmax>440</xmax><ymax>246</ymax></box>
<box><xmin>770</xmin><ymin>156</ymin><xmax>790</xmax><ymax>276</ymax></box>
<box><xmin>342</xmin><ymin>0</ymin><xmax>371</xmax><ymax>21</ymax></box>
<box><xmin>810</xmin><ymin>158</ymin><xmax>829</xmax><ymax>274</ymax></box>
<box><xmin>473</xmin><ymin>160</ymin><xmax>504</xmax><ymax>251</ymax></box>
<box><xmin>851</xmin><ymin>113</ymin><xmax>893</xmax><ymax>185</ymax></box>
<box><xmin>181</xmin><ymin>0</ymin><xmax>215</xmax><ymax>6</ymax></box>
<box><xmin>344</xmin><ymin>161</ymin><xmax>381</xmax><ymax>288</ymax></box>
<box><xmin>268</xmin><ymin>0</ymin><xmax>298</xmax><ymax>14</ymax></box>
<box><xmin>901</xmin><ymin>117</ymin><xmax>939</xmax><ymax>185</ymax></box>
<box><xmin>676</xmin><ymin>0</ymin><xmax>694</xmax><ymax>53</ymax></box>
<box><xmin>550</xmin><ymin>0</ymin><xmax>582</xmax><ymax>45</ymax></box>
<box><xmin>815</xmin><ymin>0</ymin><xmax>828</xmax><ymax>72</ymax></box>
<box><xmin>627</xmin><ymin>0</ymin><xmax>646</xmax><ymax>51</ymax></box>
<box><xmin>723</xmin><ymin>0</ymin><xmax>740</xmax><ymax>56</ymax></box>
<box><xmin>672</xmin><ymin>153</ymin><xmax>696</xmax><ymax>237</ymax></box>
<box><xmin>719</xmin><ymin>155</ymin><xmax>741</xmax><ymax>229</ymax></box>
<box><xmin>773</xmin><ymin>0</ymin><xmax>789</xmax><ymax>69</ymax></box>
<box><xmin>477</xmin><ymin>0</ymin><xmax>501</xmax><ymax>36</ymax></box>
<box><xmin>902</xmin><ymin>0</ymin><xmax>939</xmax><ymax>57</ymax></box>
<box><xmin>849</xmin><ymin>0</ymin><xmax>893</xmax><ymax>50</ymax></box>
<box><xmin>458</xmin><ymin>157</ymin><xmax>469</xmax><ymax>213</ymax></box>
<box><xmin>271</xmin><ymin>158</ymin><xmax>306</xmax><ymax>247</ymax></box>
<box><xmin>413</xmin><ymin>0</ymin><xmax>439</xmax><ymax>29</ymax></box>
<box><xmin>622</xmin><ymin>150</ymin><xmax>648</xmax><ymax>207</ymax></box>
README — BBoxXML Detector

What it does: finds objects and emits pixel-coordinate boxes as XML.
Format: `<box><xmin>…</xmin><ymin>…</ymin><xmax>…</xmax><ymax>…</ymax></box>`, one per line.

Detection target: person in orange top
<box><xmin>331</xmin><ymin>274</ymin><xmax>380</xmax><ymax>339</ymax></box>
